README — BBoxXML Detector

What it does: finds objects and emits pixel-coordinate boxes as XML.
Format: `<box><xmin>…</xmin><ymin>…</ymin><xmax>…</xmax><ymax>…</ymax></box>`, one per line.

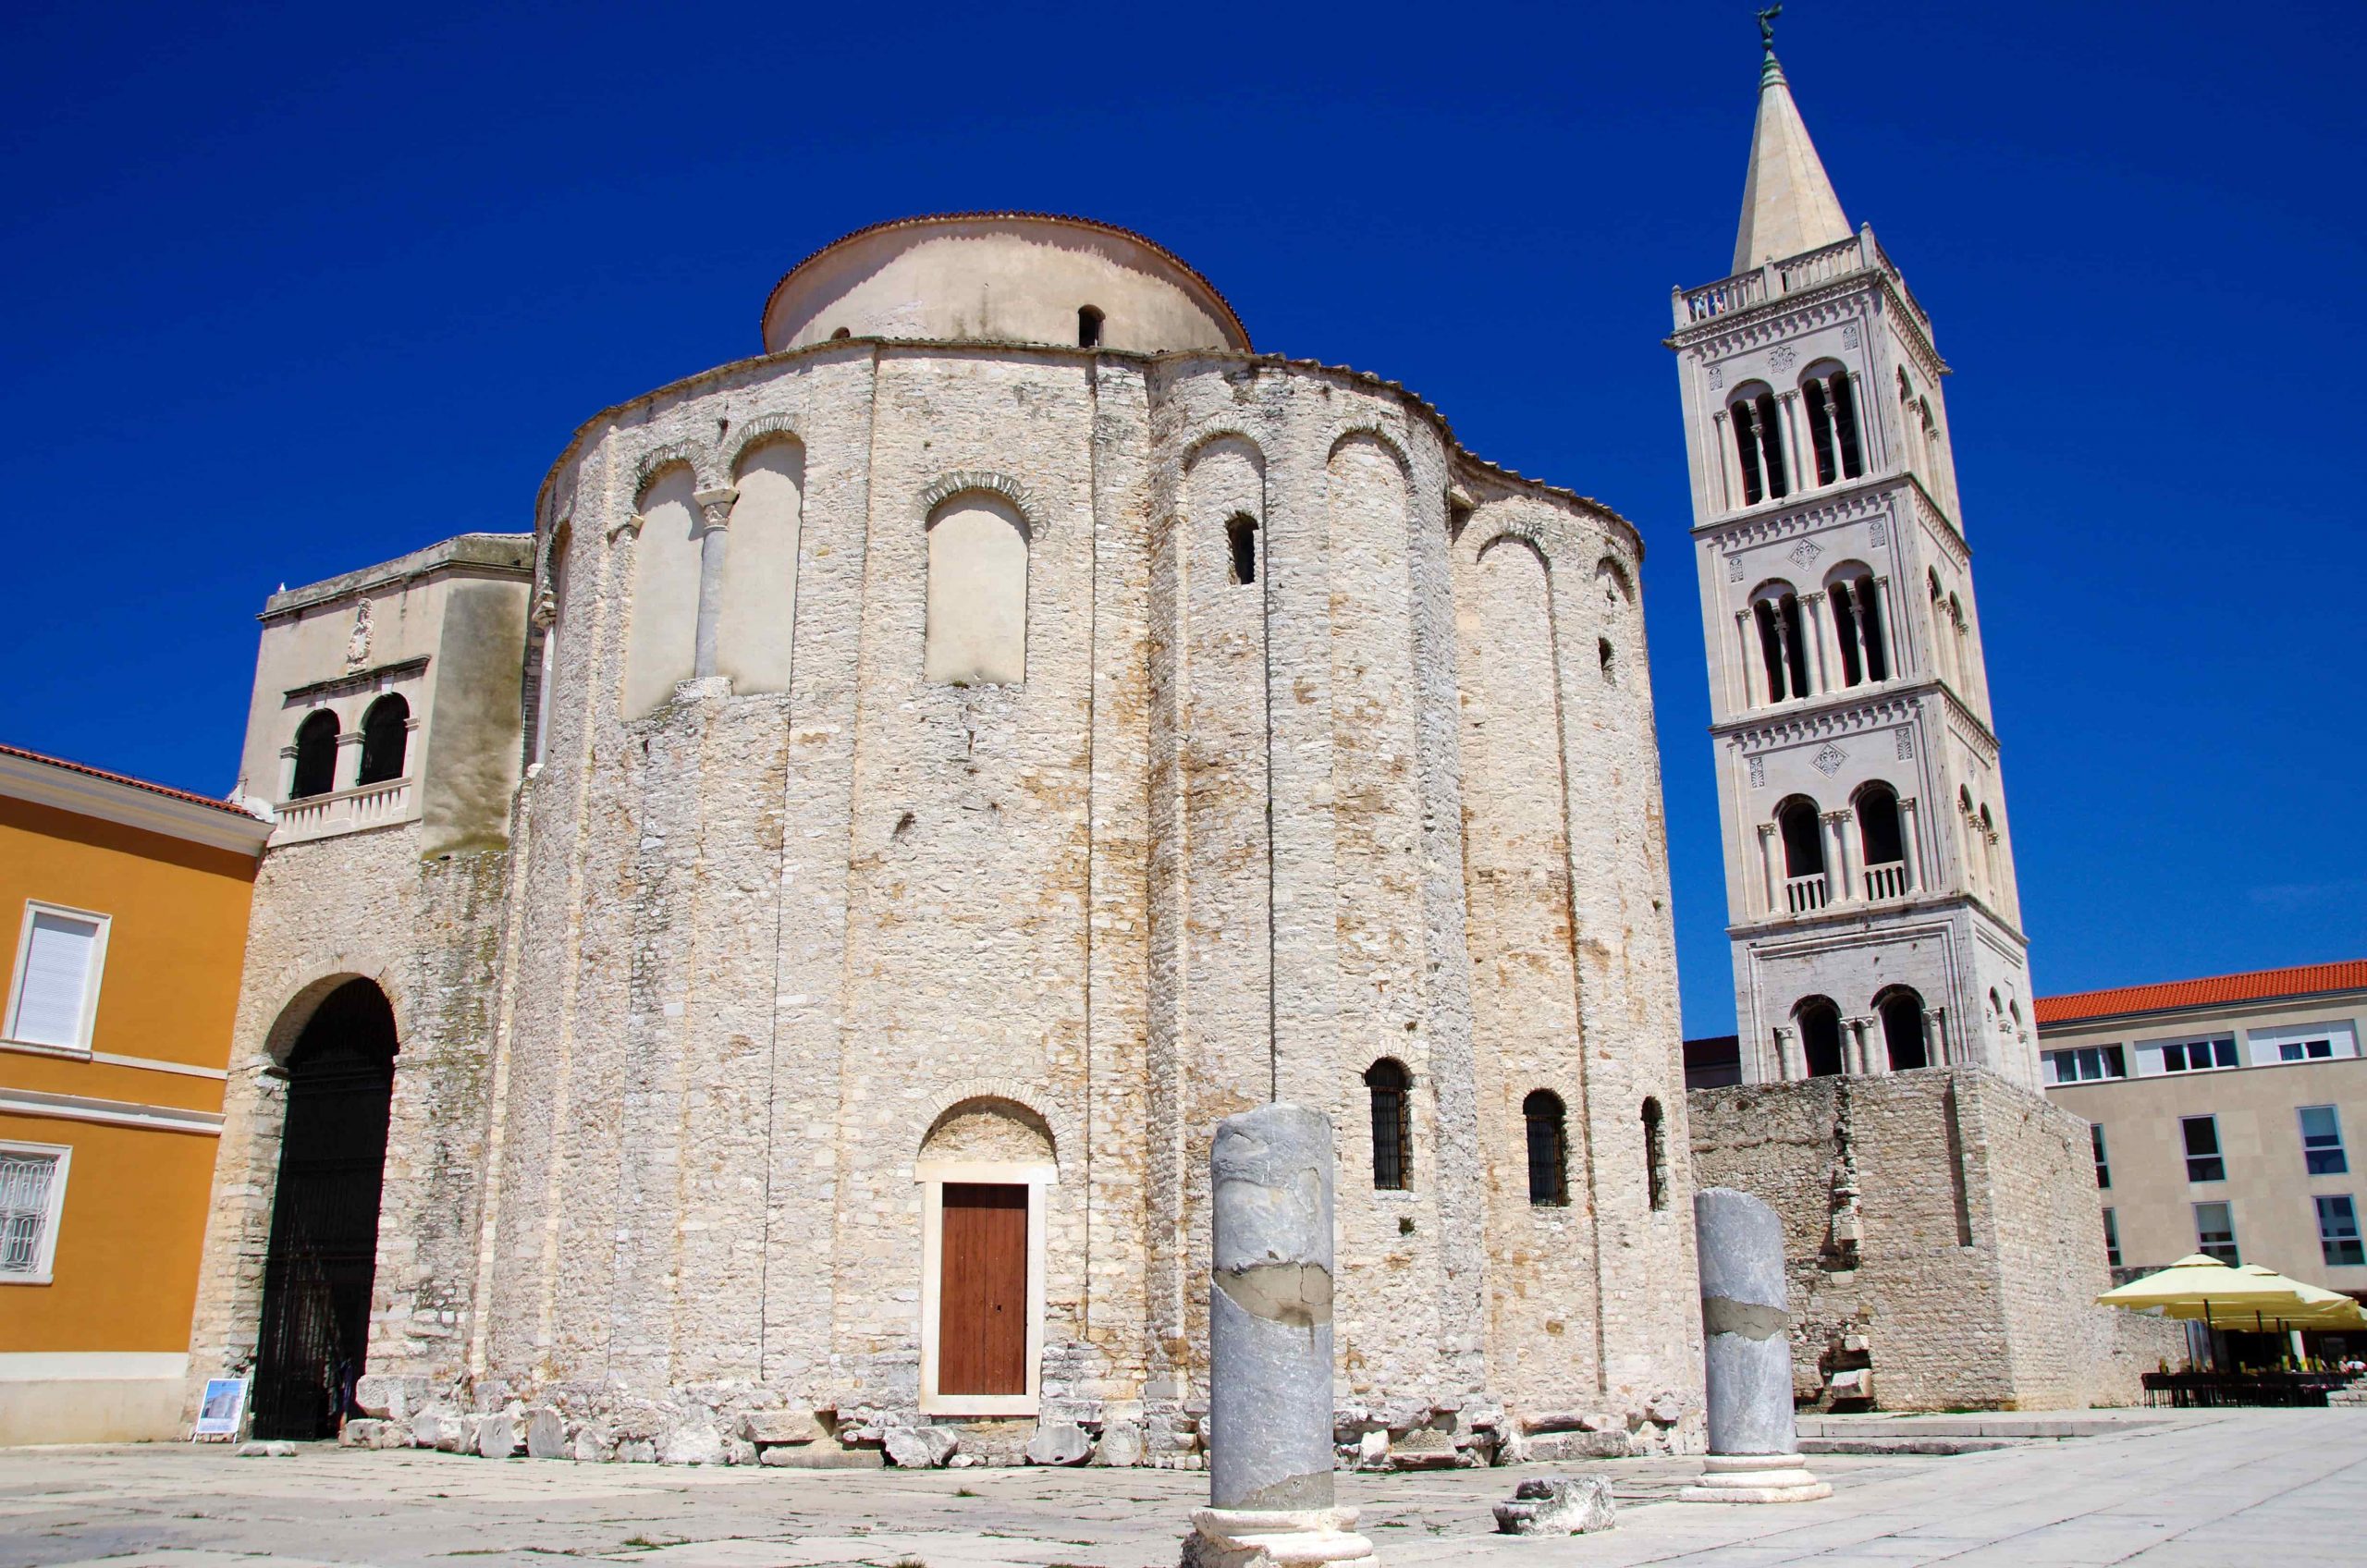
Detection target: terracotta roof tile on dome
<box><xmin>2036</xmin><ymin>960</ymin><xmax>2367</xmax><ymax>1027</ymax></box>
<box><xmin>761</xmin><ymin>211</ymin><xmax>1252</xmax><ymax>351</ymax></box>
<box><xmin>0</xmin><ymin>740</ymin><xmax>256</xmax><ymax>819</ymax></box>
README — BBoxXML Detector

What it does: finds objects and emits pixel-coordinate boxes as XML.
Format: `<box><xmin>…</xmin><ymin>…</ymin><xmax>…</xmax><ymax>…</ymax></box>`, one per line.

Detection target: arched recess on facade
<box><xmin>250</xmin><ymin>976</ymin><xmax>400</xmax><ymax>1440</ymax></box>
<box><xmin>622</xmin><ymin>459</ymin><xmax>703</xmax><ymax>718</ymax></box>
<box><xmin>720</xmin><ymin>429</ymin><xmax>806</xmax><ymax>695</ymax></box>
<box><xmin>914</xmin><ymin>1092</ymin><xmax>1058</xmax><ymax>1417</ymax></box>
<box><xmin>1793</xmin><ymin>994</ymin><xmax>1846</xmax><ymax>1078</ymax></box>
<box><xmin>924</xmin><ymin>488</ymin><xmax>1032</xmax><ymax>687</ymax></box>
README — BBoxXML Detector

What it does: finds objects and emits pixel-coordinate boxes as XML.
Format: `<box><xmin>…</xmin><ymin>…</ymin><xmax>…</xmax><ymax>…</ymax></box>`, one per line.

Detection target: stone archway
<box><xmin>250</xmin><ymin>979</ymin><xmax>398</xmax><ymax>1439</ymax></box>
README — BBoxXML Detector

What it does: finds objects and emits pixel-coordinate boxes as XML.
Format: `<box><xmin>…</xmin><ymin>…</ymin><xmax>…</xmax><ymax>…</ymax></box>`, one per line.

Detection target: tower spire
<box><xmin>1731</xmin><ymin>7</ymin><xmax>1852</xmax><ymax>274</ymax></box>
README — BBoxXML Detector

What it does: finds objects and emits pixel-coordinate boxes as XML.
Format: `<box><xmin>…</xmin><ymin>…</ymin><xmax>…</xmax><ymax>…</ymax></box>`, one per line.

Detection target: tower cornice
<box><xmin>1709</xmin><ymin>676</ymin><xmax>2000</xmax><ymax>756</ymax></box>
<box><xmin>1690</xmin><ymin>472</ymin><xmax>1969</xmax><ymax>570</ymax></box>
<box><xmin>1668</xmin><ymin>230</ymin><xmax>1944</xmax><ymax>384</ymax></box>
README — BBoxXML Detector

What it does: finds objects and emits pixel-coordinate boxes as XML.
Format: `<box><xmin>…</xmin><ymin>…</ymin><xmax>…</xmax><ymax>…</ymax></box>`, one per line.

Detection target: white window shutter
<box><xmin>13</xmin><ymin>913</ymin><xmax>99</xmax><ymax>1047</ymax></box>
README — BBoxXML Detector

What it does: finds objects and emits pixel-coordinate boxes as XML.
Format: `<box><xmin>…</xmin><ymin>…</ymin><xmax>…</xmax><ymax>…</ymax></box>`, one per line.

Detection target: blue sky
<box><xmin>4</xmin><ymin>1</ymin><xmax>2360</xmax><ymax>1035</ymax></box>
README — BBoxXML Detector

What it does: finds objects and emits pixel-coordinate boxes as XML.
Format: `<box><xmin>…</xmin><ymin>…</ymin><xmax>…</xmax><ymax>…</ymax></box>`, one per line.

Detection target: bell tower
<box><xmin>1669</xmin><ymin>24</ymin><xmax>2037</xmax><ymax>1088</ymax></box>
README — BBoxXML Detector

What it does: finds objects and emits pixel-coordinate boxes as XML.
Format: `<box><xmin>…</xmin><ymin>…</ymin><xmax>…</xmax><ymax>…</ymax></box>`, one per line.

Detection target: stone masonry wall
<box><xmin>1690</xmin><ymin>1068</ymin><xmax>2157</xmax><ymax>1412</ymax></box>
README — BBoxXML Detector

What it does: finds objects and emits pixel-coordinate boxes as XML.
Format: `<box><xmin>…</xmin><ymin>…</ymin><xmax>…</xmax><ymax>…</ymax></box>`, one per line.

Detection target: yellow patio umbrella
<box><xmin>2096</xmin><ymin>1254</ymin><xmax>2307</xmax><ymax>1319</ymax></box>
<box><xmin>2230</xmin><ymin>1268</ymin><xmax>2367</xmax><ymax>1333</ymax></box>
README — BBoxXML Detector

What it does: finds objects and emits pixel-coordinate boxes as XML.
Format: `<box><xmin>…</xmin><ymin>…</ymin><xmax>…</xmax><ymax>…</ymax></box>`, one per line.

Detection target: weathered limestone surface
<box><xmin>194</xmin><ymin>219</ymin><xmax>1702</xmax><ymax>1464</ymax></box>
<box><xmin>1493</xmin><ymin>1475</ymin><xmax>1616</xmax><ymax>1535</ymax></box>
<box><xmin>1693</xmin><ymin>1187</ymin><xmax>1799</xmax><ymax>1457</ymax></box>
<box><xmin>1689</xmin><ymin>1071</ymin><xmax>2177</xmax><ymax>1413</ymax></box>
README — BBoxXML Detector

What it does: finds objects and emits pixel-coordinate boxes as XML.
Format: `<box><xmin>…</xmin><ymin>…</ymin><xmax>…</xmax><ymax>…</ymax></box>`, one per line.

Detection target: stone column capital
<box><xmin>532</xmin><ymin>589</ymin><xmax>558</xmax><ymax>630</ymax></box>
<box><xmin>335</xmin><ymin>729</ymin><xmax>364</xmax><ymax>748</ymax></box>
<box><xmin>693</xmin><ymin>485</ymin><xmax>740</xmax><ymax>531</ymax></box>
<box><xmin>1820</xmin><ymin>809</ymin><xmax>1850</xmax><ymax>826</ymax></box>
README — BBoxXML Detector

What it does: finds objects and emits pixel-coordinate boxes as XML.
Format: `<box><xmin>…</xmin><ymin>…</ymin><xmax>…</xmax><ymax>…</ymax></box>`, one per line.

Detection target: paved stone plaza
<box><xmin>1</xmin><ymin>1410</ymin><xmax>2360</xmax><ymax>1567</ymax></box>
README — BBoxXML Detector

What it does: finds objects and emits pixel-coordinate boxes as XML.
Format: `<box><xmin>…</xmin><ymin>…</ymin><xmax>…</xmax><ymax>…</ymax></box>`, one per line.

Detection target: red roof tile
<box><xmin>2036</xmin><ymin>961</ymin><xmax>2367</xmax><ymax>1026</ymax></box>
<box><xmin>0</xmin><ymin>741</ymin><xmax>255</xmax><ymax>820</ymax></box>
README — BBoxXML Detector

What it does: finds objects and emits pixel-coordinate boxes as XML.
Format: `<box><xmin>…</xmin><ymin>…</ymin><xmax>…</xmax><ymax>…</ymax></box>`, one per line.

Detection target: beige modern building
<box><xmin>2040</xmin><ymin>961</ymin><xmax>2367</xmax><ymax>1299</ymax></box>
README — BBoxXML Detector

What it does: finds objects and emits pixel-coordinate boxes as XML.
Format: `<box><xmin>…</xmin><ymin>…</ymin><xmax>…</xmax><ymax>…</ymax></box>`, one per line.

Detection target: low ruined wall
<box><xmin>1689</xmin><ymin>1069</ymin><xmax>2154</xmax><ymax>1412</ymax></box>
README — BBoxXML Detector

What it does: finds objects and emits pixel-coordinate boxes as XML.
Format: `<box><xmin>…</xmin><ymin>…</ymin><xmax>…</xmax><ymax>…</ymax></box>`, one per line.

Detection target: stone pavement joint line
<box><xmin>0</xmin><ymin>1410</ymin><xmax>2361</xmax><ymax>1567</ymax></box>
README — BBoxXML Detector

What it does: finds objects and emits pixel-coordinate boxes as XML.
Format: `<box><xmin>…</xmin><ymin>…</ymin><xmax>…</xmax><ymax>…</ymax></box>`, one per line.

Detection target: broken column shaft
<box><xmin>1185</xmin><ymin>1103</ymin><xmax>1377</xmax><ymax>1568</ymax></box>
<box><xmin>1678</xmin><ymin>1185</ymin><xmax>1831</xmax><ymax>1504</ymax></box>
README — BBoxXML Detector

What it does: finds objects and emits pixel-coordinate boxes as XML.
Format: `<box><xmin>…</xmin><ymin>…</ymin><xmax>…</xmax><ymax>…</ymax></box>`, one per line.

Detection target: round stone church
<box><xmin>190</xmin><ymin>213</ymin><xmax>1700</xmax><ymax>1466</ymax></box>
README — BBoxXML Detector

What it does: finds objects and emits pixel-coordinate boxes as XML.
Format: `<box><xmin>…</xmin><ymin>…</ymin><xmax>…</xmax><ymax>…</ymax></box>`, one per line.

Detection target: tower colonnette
<box><xmin>1670</xmin><ymin>50</ymin><xmax>2037</xmax><ymax>1091</ymax></box>
<box><xmin>190</xmin><ymin>214</ymin><xmax>1703</xmax><ymax>1464</ymax></box>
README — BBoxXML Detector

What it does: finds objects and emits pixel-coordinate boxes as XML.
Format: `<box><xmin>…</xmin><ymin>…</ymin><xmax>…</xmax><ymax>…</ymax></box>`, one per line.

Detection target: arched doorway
<box><xmin>251</xmin><ymin>979</ymin><xmax>397</xmax><ymax>1439</ymax></box>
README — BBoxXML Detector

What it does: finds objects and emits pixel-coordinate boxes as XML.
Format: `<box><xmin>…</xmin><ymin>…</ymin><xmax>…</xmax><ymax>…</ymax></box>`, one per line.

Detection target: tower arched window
<box><xmin>1796</xmin><ymin>997</ymin><xmax>1846</xmax><ymax>1077</ymax></box>
<box><xmin>1777</xmin><ymin>795</ymin><xmax>1827</xmax><ymax>913</ymax></box>
<box><xmin>1979</xmin><ymin>802</ymin><xmax>1999</xmax><ymax>891</ymax></box>
<box><xmin>1801</xmin><ymin>367</ymin><xmax>1863</xmax><ymax>486</ymax></box>
<box><xmin>1365</xmin><ymin>1059</ymin><xmax>1411</xmax><ymax>1191</ymax></box>
<box><xmin>1855</xmin><ymin>782</ymin><xmax>1906</xmax><ymax>900</ymax></box>
<box><xmin>1641</xmin><ymin>1096</ymin><xmax>1669</xmax><ymax>1211</ymax></box>
<box><xmin>1078</xmin><ymin>305</ymin><xmax>1104</xmax><ymax>348</ymax></box>
<box><xmin>289</xmin><ymin>711</ymin><xmax>339</xmax><ymax>800</ymax></box>
<box><xmin>1878</xmin><ymin>986</ymin><xmax>1928</xmax><ymax>1071</ymax></box>
<box><xmin>1729</xmin><ymin>388</ymin><xmax>1789</xmax><ymax>505</ymax></box>
<box><xmin>1947</xmin><ymin>592</ymin><xmax>1971</xmax><ymax>696</ymax></box>
<box><xmin>1825</xmin><ymin>571</ymin><xmax>1888</xmax><ymax>687</ymax></box>
<box><xmin>1522</xmin><ymin>1090</ymin><xmax>1567</xmax><ymax>1207</ymax></box>
<box><xmin>1751</xmin><ymin>586</ymin><xmax>1812</xmax><ymax>703</ymax></box>
<box><xmin>356</xmin><ymin>694</ymin><xmax>409</xmax><ymax>786</ymax></box>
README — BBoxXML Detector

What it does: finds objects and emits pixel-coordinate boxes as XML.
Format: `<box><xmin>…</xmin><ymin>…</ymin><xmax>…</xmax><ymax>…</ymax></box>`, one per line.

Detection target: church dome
<box><xmin>759</xmin><ymin>212</ymin><xmax>1251</xmax><ymax>355</ymax></box>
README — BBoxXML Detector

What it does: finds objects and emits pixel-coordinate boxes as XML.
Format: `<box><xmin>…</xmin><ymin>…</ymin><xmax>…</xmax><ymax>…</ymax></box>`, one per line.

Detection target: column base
<box><xmin>1184</xmin><ymin>1507</ymin><xmax>1380</xmax><ymax>1568</ymax></box>
<box><xmin>1675</xmin><ymin>1452</ymin><xmax>1832</xmax><ymax>1504</ymax></box>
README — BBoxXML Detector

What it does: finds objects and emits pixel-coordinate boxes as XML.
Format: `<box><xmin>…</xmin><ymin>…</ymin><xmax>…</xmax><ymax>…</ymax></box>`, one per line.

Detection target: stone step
<box><xmin>1797</xmin><ymin>1435</ymin><xmax>2016</xmax><ymax>1456</ymax></box>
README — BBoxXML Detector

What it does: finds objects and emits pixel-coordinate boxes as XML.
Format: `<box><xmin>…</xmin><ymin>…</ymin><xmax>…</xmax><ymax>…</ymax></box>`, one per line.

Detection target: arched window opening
<box><xmin>1729</xmin><ymin>390</ymin><xmax>1789</xmax><ymax>505</ymax></box>
<box><xmin>1979</xmin><ymin>803</ymin><xmax>1999</xmax><ymax>890</ymax></box>
<box><xmin>290</xmin><ymin>711</ymin><xmax>339</xmax><ymax>800</ymax></box>
<box><xmin>1078</xmin><ymin>306</ymin><xmax>1104</xmax><ymax>349</ymax></box>
<box><xmin>1801</xmin><ymin>368</ymin><xmax>1863</xmax><ymax>484</ymax></box>
<box><xmin>1751</xmin><ymin>588</ymin><xmax>1811</xmax><ymax>702</ymax></box>
<box><xmin>356</xmin><ymin>695</ymin><xmax>409</xmax><ymax>786</ymax></box>
<box><xmin>1856</xmin><ymin>782</ymin><xmax>1906</xmax><ymax>900</ymax></box>
<box><xmin>1855</xmin><ymin>578</ymin><xmax>1888</xmax><ymax>680</ymax></box>
<box><xmin>925</xmin><ymin>493</ymin><xmax>1031</xmax><ymax>686</ymax></box>
<box><xmin>1366</xmin><ymin>1059</ymin><xmax>1412</xmax><ymax>1192</ymax></box>
<box><xmin>1778</xmin><ymin>796</ymin><xmax>1827</xmax><ymax>912</ymax></box>
<box><xmin>1598</xmin><ymin>637</ymin><xmax>1615</xmax><ymax>680</ymax></box>
<box><xmin>1829</xmin><ymin>580</ymin><xmax>1866</xmax><ymax>687</ymax></box>
<box><xmin>1226</xmin><ymin>513</ymin><xmax>1258</xmax><ymax>586</ymax></box>
<box><xmin>829</xmin><ymin>326</ymin><xmax>852</xmax><ymax>340</ymax></box>
<box><xmin>1797</xmin><ymin>998</ymin><xmax>1846</xmax><ymax>1078</ymax></box>
<box><xmin>1523</xmin><ymin>1090</ymin><xmax>1567</xmax><ymax>1207</ymax></box>
<box><xmin>529</xmin><ymin>526</ymin><xmax>570</xmax><ymax>769</ymax></box>
<box><xmin>1947</xmin><ymin>593</ymin><xmax>1970</xmax><ymax>692</ymax></box>
<box><xmin>1879</xmin><ymin>987</ymin><xmax>1928</xmax><ymax>1070</ymax></box>
<box><xmin>1641</xmin><ymin>1096</ymin><xmax>1670</xmax><ymax>1211</ymax></box>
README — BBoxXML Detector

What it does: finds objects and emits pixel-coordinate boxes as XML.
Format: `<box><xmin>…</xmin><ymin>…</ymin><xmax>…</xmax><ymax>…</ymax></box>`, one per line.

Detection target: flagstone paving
<box><xmin>0</xmin><ymin>1408</ymin><xmax>2360</xmax><ymax>1567</ymax></box>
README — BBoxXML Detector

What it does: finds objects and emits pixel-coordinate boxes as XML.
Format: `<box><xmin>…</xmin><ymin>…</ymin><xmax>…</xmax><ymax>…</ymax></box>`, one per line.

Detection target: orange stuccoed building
<box><xmin>0</xmin><ymin>742</ymin><xmax>270</xmax><ymax>1443</ymax></box>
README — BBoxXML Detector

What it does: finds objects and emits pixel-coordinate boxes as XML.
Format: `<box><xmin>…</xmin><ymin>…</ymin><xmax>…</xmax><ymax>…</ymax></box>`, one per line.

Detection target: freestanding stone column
<box><xmin>1184</xmin><ymin>1104</ymin><xmax>1377</xmax><ymax>1568</ymax></box>
<box><xmin>1677</xmin><ymin>1186</ymin><xmax>1832</xmax><ymax>1503</ymax></box>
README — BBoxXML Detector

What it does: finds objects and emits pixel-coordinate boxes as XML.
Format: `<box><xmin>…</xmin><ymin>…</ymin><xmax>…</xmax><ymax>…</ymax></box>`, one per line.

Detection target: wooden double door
<box><xmin>938</xmin><ymin>1182</ymin><xmax>1028</xmax><ymax>1395</ymax></box>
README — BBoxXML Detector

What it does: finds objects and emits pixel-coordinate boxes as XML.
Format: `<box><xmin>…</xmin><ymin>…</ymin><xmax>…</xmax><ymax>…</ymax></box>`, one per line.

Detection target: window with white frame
<box><xmin>2142</xmin><ymin>1035</ymin><xmax>2238</xmax><ymax>1075</ymax></box>
<box><xmin>0</xmin><ymin>1144</ymin><xmax>68</xmax><ymax>1283</ymax></box>
<box><xmin>2316</xmin><ymin>1195</ymin><xmax>2363</xmax><ymax>1268</ymax></box>
<box><xmin>2300</xmin><ymin>1106</ymin><xmax>2349</xmax><ymax>1177</ymax></box>
<box><xmin>2248</xmin><ymin>1022</ymin><xmax>2361</xmax><ymax>1066</ymax></box>
<box><xmin>2182</xmin><ymin>1115</ymin><xmax>2226</xmax><ymax>1182</ymax></box>
<box><xmin>6</xmin><ymin>903</ymin><xmax>109</xmax><ymax>1051</ymax></box>
<box><xmin>2103</xmin><ymin>1207</ymin><xmax>2121</xmax><ymax>1268</ymax></box>
<box><xmin>2044</xmin><ymin>1045</ymin><xmax>2128</xmax><ymax>1084</ymax></box>
<box><xmin>2193</xmin><ymin>1200</ymin><xmax>2239</xmax><ymax>1265</ymax></box>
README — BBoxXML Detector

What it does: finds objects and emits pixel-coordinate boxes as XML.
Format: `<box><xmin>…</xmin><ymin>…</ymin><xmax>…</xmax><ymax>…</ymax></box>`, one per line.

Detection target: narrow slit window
<box><xmin>1641</xmin><ymin>1096</ymin><xmax>1669</xmax><ymax>1211</ymax></box>
<box><xmin>1366</xmin><ymin>1059</ymin><xmax>1411</xmax><ymax>1191</ymax></box>
<box><xmin>1523</xmin><ymin>1091</ymin><xmax>1567</xmax><ymax>1207</ymax></box>
<box><xmin>1226</xmin><ymin>514</ymin><xmax>1258</xmax><ymax>586</ymax></box>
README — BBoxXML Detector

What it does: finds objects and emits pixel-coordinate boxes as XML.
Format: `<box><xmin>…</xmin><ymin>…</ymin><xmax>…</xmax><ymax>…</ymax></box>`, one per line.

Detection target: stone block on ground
<box><xmin>235</xmin><ymin>1441</ymin><xmax>296</xmax><ymax>1458</ymax></box>
<box><xmin>1024</xmin><ymin>1420</ymin><xmax>1092</xmax><ymax>1466</ymax></box>
<box><xmin>758</xmin><ymin>1444</ymin><xmax>884</xmax><ymax>1469</ymax></box>
<box><xmin>475</xmin><ymin>1414</ymin><xmax>519</xmax><ymax>1459</ymax></box>
<box><xmin>618</xmin><ymin>1439</ymin><xmax>657</xmax><ymax>1464</ymax></box>
<box><xmin>1520</xmin><ymin>1431</ymin><xmax>1634</xmax><ymax>1464</ymax></box>
<box><xmin>660</xmin><ymin>1425</ymin><xmax>727</xmax><ymax>1465</ymax></box>
<box><xmin>741</xmin><ymin>1409</ymin><xmax>822</xmax><ymax>1446</ymax></box>
<box><xmin>1355</xmin><ymin>1431</ymin><xmax>1389</xmax><ymax>1469</ymax></box>
<box><xmin>338</xmin><ymin>1418</ymin><xmax>386</xmax><ymax>1448</ymax></box>
<box><xmin>524</xmin><ymin>1408</ymin><xmax>567</xmax><ymax>1460</ymax></box>
<box><xmin>885</xmin><ymin>1427</ymin><xmax>959</xmax><ymax>1468</ymax></box>
<box><xmin>1387</xmin><ymin>1427</ymin><xmax>1458</xmax><ymax>1471</ymax></box>
<box><xmin>351</xmin><ymin>1375</ymin><xmax>404</xmax><ymax>1420</ymax></box>
<box><xmin>1494</xmin><ymin>1476</ymin><xmax>1616</xmax><ymax>1536</ymax></box>
<box><xmin>1092</xmin><ymin>1422</ymin><xmax>1144</xmax><ymax>1467</ymax></box>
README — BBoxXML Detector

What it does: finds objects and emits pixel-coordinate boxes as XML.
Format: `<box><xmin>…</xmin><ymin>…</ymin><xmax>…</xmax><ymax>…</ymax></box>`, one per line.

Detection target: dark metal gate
<box><xmin>251</xmin><ymin>980</ymin><xmax>397</xmax><ymax>1440</ymax></box>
